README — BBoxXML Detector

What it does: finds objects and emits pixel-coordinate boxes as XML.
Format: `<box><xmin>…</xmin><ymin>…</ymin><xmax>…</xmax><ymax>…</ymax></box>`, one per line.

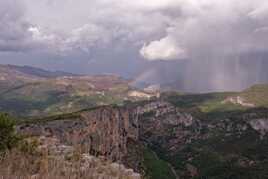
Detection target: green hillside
<box><xmin>0</xmin><ymin>80</ymin><xmax>139</xmax><ymax>117</ymax></box>
<box><xmin>161</xmin><ymin>91</ymin><xmax>243</xmax><ymax>114</ymax></box>
<box><xmin>239</xmin><ymin>84</ymin><xmax>268</xmax><ymax>107</ymax></box>
<box><xmin>0</xmin><ymin>65</ymin><xmax>152</xmax><ymax>117</ymax></box>
<box><xmin>162</xmin><ymin>84</ymin><xmax>268</xmax><ymax>117</ymax></box>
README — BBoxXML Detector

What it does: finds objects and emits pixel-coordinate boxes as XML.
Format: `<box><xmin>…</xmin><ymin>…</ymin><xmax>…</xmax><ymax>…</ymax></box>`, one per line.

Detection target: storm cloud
<box><xmin>1</xmin><ymin>0</ymin><xmax>268</xmax><ymax>57</ymax></box>
<box><xmin>1</xmin><ymin>0</ymin><xmax>268</xmax><ymax>92</ymax></box>
<box><xmin>141</xmin><ymin>0</ymin><xmax>268</xmax><ymax>60</ymax></box>
<box><xmin>0</xmin><ymin>0</ymin><xmax>33</xmax><ymax>51</ymax></box>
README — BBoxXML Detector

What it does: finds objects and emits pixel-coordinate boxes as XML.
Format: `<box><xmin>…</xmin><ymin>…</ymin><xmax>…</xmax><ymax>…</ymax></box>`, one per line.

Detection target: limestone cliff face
<box><xmin>137</xmin><ymin>101</ymin><xmax>200</xmax><ymax>153</ymax></box>
<box><xmin>18</xmin><ymin>106</ymin><xmax>139</xmax><ymax>161</ymax></box>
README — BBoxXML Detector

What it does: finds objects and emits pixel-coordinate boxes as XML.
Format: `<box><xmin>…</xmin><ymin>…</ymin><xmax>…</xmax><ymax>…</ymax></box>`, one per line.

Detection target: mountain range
<box><xmin>0</xmin><ymin>64</ymin><xmax>155</xmax><ymax>117</ymax></box>
<box><xmin>0</xmin><ymin>64</ymin><xmax>268</xmax><ymax>179</ymax></box>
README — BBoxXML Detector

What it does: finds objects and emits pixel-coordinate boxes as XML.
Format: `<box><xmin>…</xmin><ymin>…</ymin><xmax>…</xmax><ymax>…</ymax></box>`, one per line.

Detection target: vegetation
<box><xmin>0</xmin><ymin>113</ymin><xmax>19</xmax><ymax>151</ymax></box>
<box><xmin>0</xmin><ymin>111</ymin><xmax>141</xmax><ymax>179</ymax></box>
<box><xmin>158</xmin><ymin>107</ymin><xmax>268</xmax><ymax>178</ymax></box>
<box><xmin>0</xmin><ymin>88</ymin><xmax>127</xmax><ymax>118</ymax></box>
<box><xmin>240</xmin><ymin>84</ymin><xmax>268</xmax><ymax>107</ymax></box>
<box><xmin>141</xmin><ymin>89</ymin><xmax>268</xmax><ymax>179</ymax></box>
<box><xmin>0</xmin><ymin>148</ymin><xmax>140</xmax><ymax>179</ymax></box>
<box><xmin>1</xmin><ymin>65</ymin><xmax>268</xmax><ymax>179</ymax></box>
<box><xmin>0</xmin><ymin>66</ymin><xmax>143</xmax><ymax>118</ymax></box>
<box><xmin>160</xmin><ymin>91</ymin><xmax>258</xmax><ymax>124</ymax></box>
<box><xmin>142</xmin><ymin>147</ymin><xmax>176</xmax><ymax>179</ymax></box>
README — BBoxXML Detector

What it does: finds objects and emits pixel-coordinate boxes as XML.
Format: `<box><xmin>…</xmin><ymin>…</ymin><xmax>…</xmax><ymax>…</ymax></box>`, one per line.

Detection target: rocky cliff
<box><xmin>16</xmin><ymin>100</ymin><xmax>268</xmax><ymax>179</ymax></box>
<box><xmin>18</xmin><ymin>106</ymin><xmax>139</xmax><ymax>162</ymax></box>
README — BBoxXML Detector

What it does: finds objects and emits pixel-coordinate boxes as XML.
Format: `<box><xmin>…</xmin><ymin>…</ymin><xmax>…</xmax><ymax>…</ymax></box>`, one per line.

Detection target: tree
<box><xmin>0</xmin><ymin>113</ymin><xmax>18</xmax><ymax>151</ymax></box>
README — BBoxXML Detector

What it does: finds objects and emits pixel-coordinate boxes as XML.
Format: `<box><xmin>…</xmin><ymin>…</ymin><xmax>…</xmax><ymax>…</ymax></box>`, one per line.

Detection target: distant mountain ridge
<box><xmin>0</xmin><ymin>64</ymin><xmax>76</xmax><ymax>83</ymax></box>
<box><xmin>0</xmin><ymin>64</ymin><xmax>155</xmax><ymax>117</ymax></box>
<box><xmin>1</xmin><ymin>64</ymin><xmax>76</xmax><ymax>78</ymax></box>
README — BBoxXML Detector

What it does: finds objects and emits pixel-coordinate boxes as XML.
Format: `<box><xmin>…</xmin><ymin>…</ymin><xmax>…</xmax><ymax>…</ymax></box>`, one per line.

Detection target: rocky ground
<box><xmin>13</xmin><ymin>98</ymin><xmax>268</xmax><ymax>179</ymax></box>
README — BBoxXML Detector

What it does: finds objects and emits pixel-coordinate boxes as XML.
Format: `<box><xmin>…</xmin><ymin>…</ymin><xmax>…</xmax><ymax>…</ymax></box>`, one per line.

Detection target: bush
<box><xmin>0</xmin><ymin>113</ymin><xmax>19</xmax><ymax>151</ymax></box>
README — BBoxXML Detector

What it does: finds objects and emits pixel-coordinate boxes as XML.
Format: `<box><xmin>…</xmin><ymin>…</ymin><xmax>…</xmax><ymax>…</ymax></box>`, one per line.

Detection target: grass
<box><xmin>0</xmin><ymin>147</ymin><xmax>141</xmax><ymax>179</ymax></box>
<box><xmin>199</xmin><ymin>94</ymin><xmax>244</xmax><ymax>113</ymax></box>
<box><xmin>240</xmin><ymin>84</ymin><xmax>268</xmax><ymax>107</ymax></box>
<box><xmin>0</xmin><ymin>80</ymin><xmax>135</xmax><ymax>118</ymax></box>
<box><xmin>16</xmin><ymin>104</ymin><xmax>121</xmax><ymax>125</ymax></box>
<box><xmin>161</xmin><ymin>91</ymin><xmax>246</xmax><ymax>120</ymax></box>
<box><xmin>0</xmin><ymin>89</ymin><xmax>127</xmax><ymax>118</ymax></box>
<box><xmin>162</xmin><ymin>84</ymin><xmax>268</xmax><ymax>115</ymax></box>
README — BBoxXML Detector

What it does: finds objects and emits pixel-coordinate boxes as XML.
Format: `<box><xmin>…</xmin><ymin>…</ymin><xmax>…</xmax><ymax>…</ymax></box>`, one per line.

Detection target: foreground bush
<box><xmin>0</xmin><ymin>113</ymin><xmax>19</xmax><ymax>151</ymax></box>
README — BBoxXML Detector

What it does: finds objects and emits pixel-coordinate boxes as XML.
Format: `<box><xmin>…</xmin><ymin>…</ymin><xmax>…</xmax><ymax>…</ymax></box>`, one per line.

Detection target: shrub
<box><xmin>0</xmin><ymin>113</ymin><xmax>19</xmax><ymax>151</ymax></box>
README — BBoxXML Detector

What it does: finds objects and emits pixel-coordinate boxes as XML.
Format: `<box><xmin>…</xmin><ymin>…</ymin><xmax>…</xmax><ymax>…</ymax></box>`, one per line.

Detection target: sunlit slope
<box><xmin>239</xmin><ymin>84</ymin><xmax>268</xmax><ymax>107</ymax></box>
<box><xmin>0</xmin><ymin>65</ymin><xmax>152</xmax><ymax>117</ymax></box>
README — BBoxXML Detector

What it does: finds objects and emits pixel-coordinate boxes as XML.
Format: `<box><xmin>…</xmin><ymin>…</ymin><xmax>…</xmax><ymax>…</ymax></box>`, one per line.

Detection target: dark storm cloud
<box><xmin>0</xmin><ymin>0</ymin><xmax>35</xmax><ymax>52</ymax></box>
<box><xmin>141</xmin><ymin>0</ymin><xmax>268</xmax><ymax>60</ymax></box>
<box><xmin>2</xmin><ymin>0</ymin><xmax>268</xmax><ymax>58</ymax></box>
<box><xmin>1</xmin><ymin>0</ymin><xmax>268</xmax><ymax>92</ymax></box>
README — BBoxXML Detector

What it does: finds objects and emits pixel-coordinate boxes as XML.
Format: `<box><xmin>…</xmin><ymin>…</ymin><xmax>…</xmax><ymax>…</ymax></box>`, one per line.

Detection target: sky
<box><xmin>1</xmin><ymin>0</ymin><xmax>268</xmax><ymax>92</ymax></box>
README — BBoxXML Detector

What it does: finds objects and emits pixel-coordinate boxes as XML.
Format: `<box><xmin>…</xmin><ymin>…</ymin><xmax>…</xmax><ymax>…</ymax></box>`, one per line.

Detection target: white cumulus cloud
<box><xmin>140</xmin><ymin>37</ymin><xmax>187</xmax><ymax>60</ymax></box>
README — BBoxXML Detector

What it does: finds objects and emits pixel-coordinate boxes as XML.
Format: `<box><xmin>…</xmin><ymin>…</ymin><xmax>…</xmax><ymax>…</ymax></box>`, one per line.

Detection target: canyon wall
<box><xmin>18</xmin><ymin>106</ymin><xmax>139</xmax><ymax>161</ymax></box>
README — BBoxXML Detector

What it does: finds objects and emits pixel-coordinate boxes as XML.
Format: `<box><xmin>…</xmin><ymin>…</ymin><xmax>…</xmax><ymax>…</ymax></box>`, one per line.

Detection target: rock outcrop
<box><xmin>18</xmin><ymin>106</ymin><xmax>139</xmax><ymax>161</ymax></box>
<box><xmin>137</xmin><ymin>101</ymin><xmax>200</xmax><ymax>152</ymax></box>
<box><xmin>249</xmin><ymin>118</ymin><xmax>268</xmax><ymax>138</ymax></box>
